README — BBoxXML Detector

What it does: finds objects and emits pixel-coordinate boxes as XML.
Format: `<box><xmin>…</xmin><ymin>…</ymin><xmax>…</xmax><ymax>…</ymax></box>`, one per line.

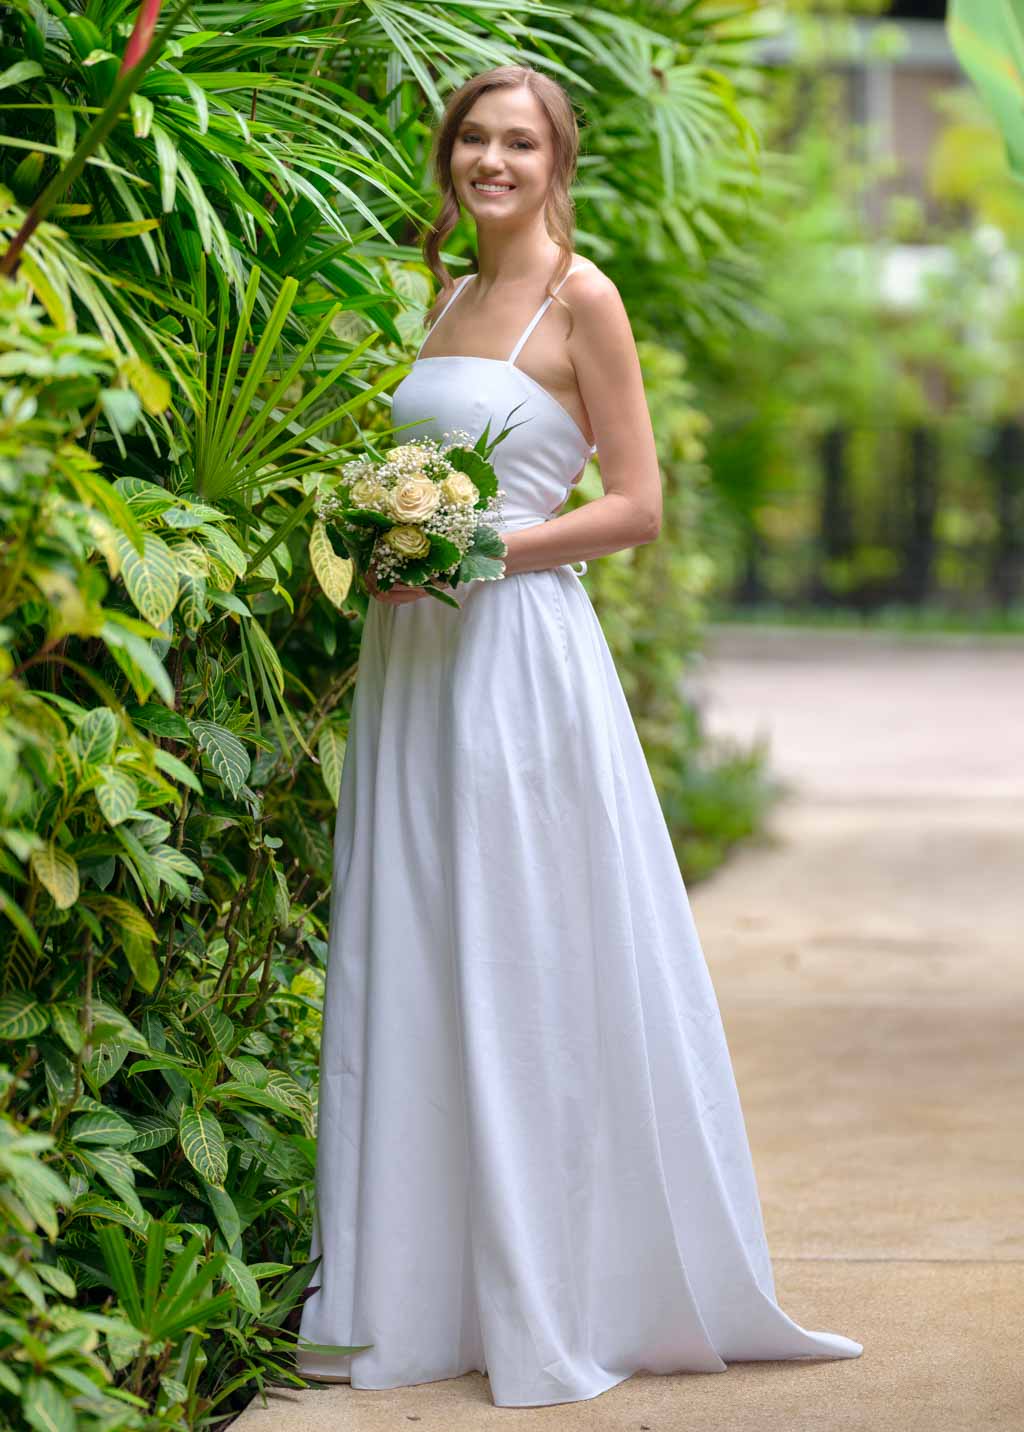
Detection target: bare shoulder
<box><xmin>562</xmin><ymin>257</ymin><xmax>622</xmax><ymax>312</ymax></box>
<box><xmin>561</xmin><ymin>259</ymin><xmax>634</xmax><ymax>353</ymax></box>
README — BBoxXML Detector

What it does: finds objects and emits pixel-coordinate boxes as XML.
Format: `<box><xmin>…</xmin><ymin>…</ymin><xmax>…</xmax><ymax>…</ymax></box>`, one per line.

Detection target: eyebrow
<box><xmin>458</xmin><ymin>121</ymin><xmax>541</xmax><ymax>140</ymax></box>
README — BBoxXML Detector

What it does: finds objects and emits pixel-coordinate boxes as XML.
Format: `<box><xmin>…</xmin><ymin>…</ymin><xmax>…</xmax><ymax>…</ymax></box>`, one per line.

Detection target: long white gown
<box><xmin>296</xmin><ymin>265</ymin><xmax>863</xmax><ymax>1407</ymax></box>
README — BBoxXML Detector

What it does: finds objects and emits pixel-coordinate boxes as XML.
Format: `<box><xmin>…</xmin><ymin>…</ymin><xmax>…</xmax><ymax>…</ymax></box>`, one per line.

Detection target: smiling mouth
<box><xmin>472</xmin><ymin>182</ymin><xmax>515</xmax><ymax>194</ymax></box>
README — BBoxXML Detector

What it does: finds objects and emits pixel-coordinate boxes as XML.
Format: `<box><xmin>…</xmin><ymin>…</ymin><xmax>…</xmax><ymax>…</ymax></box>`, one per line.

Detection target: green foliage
<box><xmin>571</xmin><ymin>341</ymin><xmax>775</xmax><ymax>872</ymax></box>
<box><xmin>948</xmin><ymin>0</ymin><xmax>1024</xmax><ymax>179</ymax></box>
<box><xmin>687</xmin><ymin>28</ymin><xmax>1024</xmax><ymax>615</ymax></box>
<box><xmin>0</xmin><ymin>2</ymin><xmax>776</xmax><ymax>1426</ymax></box>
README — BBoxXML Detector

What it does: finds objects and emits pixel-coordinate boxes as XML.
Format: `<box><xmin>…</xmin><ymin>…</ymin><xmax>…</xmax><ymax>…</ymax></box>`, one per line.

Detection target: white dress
<box><xmin>296</xmin><ymin>265</ymin><xmax>863</xmax><ymax>1408</ymax></box>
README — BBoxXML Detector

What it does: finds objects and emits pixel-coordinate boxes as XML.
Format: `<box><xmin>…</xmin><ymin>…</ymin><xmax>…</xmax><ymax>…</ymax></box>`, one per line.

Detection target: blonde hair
<box><xmin>420</xmin><ymin>65</ymin><xmax>581</xmax><ymax>330</ymax></box>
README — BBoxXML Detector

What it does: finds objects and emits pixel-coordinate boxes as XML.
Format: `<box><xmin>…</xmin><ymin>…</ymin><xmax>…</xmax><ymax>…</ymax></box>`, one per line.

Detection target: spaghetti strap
<box><xmin>507</xmin><ymin>263</ymin><xmax>588</xmax><ymax>366</ymax></box>
<box><xmin>415</xmin><ymin>273</ymin><xmax>475</xmax><ymax>359</ymax></box>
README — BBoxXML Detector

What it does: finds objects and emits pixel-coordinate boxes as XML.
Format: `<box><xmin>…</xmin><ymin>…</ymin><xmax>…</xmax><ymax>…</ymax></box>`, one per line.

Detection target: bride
<box><xmin>296</xmin><ymin>63</ymin><xmax>863</xmax><ymax>1409</ymax></box>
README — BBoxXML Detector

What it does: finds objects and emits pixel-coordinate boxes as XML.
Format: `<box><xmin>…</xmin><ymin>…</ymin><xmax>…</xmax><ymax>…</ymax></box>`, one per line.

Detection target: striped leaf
<box><xmin>123</xmin><ymin>1115</ymin><xmax>177</xmax><ymax>1153</ymax></box>
<box><xmin>95</xmin><ymin>765</ymin><xmax>139</xmax><ymax>825</ymax></box>
<box><xmin>152</xmin><ymin>844</ymin><xmax>202</xmax><ymax>882</ymax></box>
<box><xmin>162</xmin><ymin>502</ymin><xmax>225</xmax><ymax>529</ymax></box>
<box><xmin>224</xmin><ymin>1056</ymin><xmax>269</xmax><ymax>1088</ymax></box>
<box><xmin>89</xmin><ymin>1003</ymin><xmax>149</xmax><ymax>1055</ymax></box>
<box><xmin>188</xmin><ymin>720</ymin><xmax>250</xmax><ymax>798</ymax></box>
<box><xmin>80</xmin><ymin>1149</ymin><xmax>142</xmax><ymax>1216</ymax></box>
<box><xmin>317</xmin><ymin>723</ymin><xmax>347</xmax><ymax>803</ymax></box>
<box><xmin>197</xmin><ymin>1007</ymin><xmax>235</xmax><ymax>1056</ymax></box>
<box><xmin>116</xmin><ymin>531</ymin><xmax>179</xmax><ymax>626</ymax></box>
<box><xmin>0</xmin><ymin>994</ymin><xmax>49</xmax><ymax>1041</ymax></box>
<box><xmin>71</xmin><ymin>1110</ymin><xmax>137</xmax><ymax>1147</ymax></box>
<box><xmin>113</xmin><ymin>478</ymin><xmax>177</xmax><ymax>520</ymax></box>
<box><xmin>85</xmin><ymin>1038</ymin><xmax>130</xmax><ymax>1088</ymax></box>
<box><xmin>199</xmin><ymin>523</ymin><xmax>247</xmax><ymax>578</ymax></box>
<box><xmin>69</xmin><ymin>1195</ymin><xmax>150</xmax><ymax>1236</ymax></box>
<box><xmin>177</xmin><ymin>569</ymin><xmax>209</xmax><ymax>633</ymax></box>
<box><xmin>30</xmin><ymin>843</ymin><xmax>80</xmax><ymax>908</ymax></box>
<box><xmin>84</xmin><ymin>895</ymin><xmax>157</xmax><ymax>945</ymax></box>
<box><xmin>309</xmin><ymin>520</ymin><xmax>353</xmax><ymax>609</ymax></box>
<box><xmin>179</xmin><ymin>1106</ymin><xmax>228</xmax><ymax>1188</ymax></box>
<box><xmin>70</xmin><ymin>707</ymin><xmax>118</xmax><ymax>766</ymax></box>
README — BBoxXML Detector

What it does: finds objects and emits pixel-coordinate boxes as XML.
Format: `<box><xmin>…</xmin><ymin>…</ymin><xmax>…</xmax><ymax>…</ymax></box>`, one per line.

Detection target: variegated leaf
<box><xmin>116</xmin><ymin>531</ymin><xmax>179</xmax><ymax>626</ymax></box>
<box><xmin>30</xmin><ymin>843</ymin><xmax>80</xmax><ymax>909</ymax></box>
<box><xmin>70</xmin><ymin>707</ymin><xmax>118</xmax><ymax>767</ymax></box>
<box><xmin>0</xmin><ymin>994</ymin><xmax>49</xmax><ymax>1041</ymax></box>
<box><xmin>309</xmin><ymin>520</ymin><xmax>353</xmax><ymax>610</ymax></box>
<box><xmin>95</xmin><ymin>765</ymin><xmax>138</xmax><ymax>825</ymax></box>
<box><xmin>179</xmin><ymin>1106</ymin><xmax>228</xmax><ymax>1187</ymax></box>
<box><xmin>188</xmin><ymin>720</ymin><xmax>250</xmax><ymax>798</ymax></box>
<box><xmin>317</xmin><ymin>723</ymin><xmax>347</xmax><ymax>803</ymax></box>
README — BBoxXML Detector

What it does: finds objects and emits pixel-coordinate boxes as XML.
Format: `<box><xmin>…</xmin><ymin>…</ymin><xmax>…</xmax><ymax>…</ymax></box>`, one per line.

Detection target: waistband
<box><xmin>497</xmin><ymin>512</ymin><xmax>588</xmax><ymax>576</ymax></box>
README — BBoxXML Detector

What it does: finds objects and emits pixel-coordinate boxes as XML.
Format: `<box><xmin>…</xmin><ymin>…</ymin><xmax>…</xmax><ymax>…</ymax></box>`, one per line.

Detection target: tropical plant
<box><xmin>948</xmin><ymin>0</ymin><xmax>1024</xmax><ymax>181</ymax></box>
<box><xmin>0</xmin><ymin>2</ymin><xmax>777</xmax><ymax>1424</ymax></box>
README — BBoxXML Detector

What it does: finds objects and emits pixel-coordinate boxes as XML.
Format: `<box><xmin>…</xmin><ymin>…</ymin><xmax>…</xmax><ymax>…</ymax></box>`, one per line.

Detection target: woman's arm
<box><xmin>501</xmin><ymin>266</ymin><xmax>662</xmax><ymax>578</ymax></box>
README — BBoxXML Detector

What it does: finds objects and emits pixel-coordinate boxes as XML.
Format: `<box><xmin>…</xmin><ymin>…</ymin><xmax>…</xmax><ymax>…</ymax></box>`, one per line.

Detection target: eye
<box><xmin>459</xmin><ymin>132</ymin><xmax>533</xmax><ymax>150</ymax></box>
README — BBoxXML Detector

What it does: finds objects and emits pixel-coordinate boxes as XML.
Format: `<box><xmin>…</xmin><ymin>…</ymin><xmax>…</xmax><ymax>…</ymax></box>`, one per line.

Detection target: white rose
<box><xmin>384</xmin><ymin>524</ymin><xmax>431</xmax><ymax>558</ymax></box>
<box><xmin>391</xmin><ymin>476</ymin><xmax>441</xmax><ymax>522</ymax></box>
<box><xmin>349</xmin><ymin>477</ymin><xmax>390</xmax><ymax>511</ymax></box>
<box><xmin>441</xmin><ymin>472</ymin><xmax>478</xmax><ymax>506</ymax></box>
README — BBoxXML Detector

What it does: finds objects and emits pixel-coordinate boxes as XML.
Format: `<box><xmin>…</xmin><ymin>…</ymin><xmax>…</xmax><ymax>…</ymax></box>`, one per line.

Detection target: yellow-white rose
<box><xmin>349</xmin><ymin>477</ymin><xmax>391</xmax><ymax>511</ymax></box>
<box><xmin>383</xmin><ymin>524</ymin><xmax>431</xmax><ymax>558</ymax></box>
<box><xmin>391</xmin><ymin>476</ymin><xmax>441</xmax><ymax>522</ymax></box>
<box><xmin>441</xmin><ymin>472</ymin><xmax>478</xmax><ymax>506</ymax></box>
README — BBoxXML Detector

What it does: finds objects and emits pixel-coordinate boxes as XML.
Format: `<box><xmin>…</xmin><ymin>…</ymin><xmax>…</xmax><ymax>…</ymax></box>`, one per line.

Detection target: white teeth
<box><xmin>473</xmin><ymin>183</ymin><xmax>513</xmax><ymax>193</ymax></box>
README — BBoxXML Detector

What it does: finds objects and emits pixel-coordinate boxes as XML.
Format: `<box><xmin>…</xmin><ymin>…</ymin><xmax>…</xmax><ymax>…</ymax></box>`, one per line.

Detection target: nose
<box><xmin>475</xmin><ymin>140</ymin><xmax>505</xmax><ymax>172</ymax></box>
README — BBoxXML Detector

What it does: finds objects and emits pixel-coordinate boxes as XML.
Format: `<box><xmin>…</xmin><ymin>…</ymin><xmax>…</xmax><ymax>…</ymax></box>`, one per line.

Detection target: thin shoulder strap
<box><xmin>508</xmin><ymin>263</ymin><xmax>587</xmax><ymax>366</ymax></box>
<box><xmin>415</xmin><ymin>273</ymin><xmax>475</xmax><ymax>359</ymax></box>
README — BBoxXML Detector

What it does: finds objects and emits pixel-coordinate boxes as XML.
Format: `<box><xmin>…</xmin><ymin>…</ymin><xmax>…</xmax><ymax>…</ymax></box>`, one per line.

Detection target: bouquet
<box><xmin>316</xmin><ymin>417</ymin><xmax>517</xmax><ymax>609</ymax></box>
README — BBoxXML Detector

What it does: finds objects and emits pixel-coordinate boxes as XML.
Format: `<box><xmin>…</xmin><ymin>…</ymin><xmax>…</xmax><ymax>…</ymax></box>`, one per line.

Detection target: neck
<box><xmin>472</xmin><ymin>213</ymin><xmax>566</xmax><ymax>289</ymax></box>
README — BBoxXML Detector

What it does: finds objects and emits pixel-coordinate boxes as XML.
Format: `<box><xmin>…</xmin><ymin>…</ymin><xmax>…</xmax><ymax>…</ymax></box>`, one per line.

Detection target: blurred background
<box><xmin>700</xmin><ymin>0</ymin><xmax>1024</xmax><ymax>630</ymax></box>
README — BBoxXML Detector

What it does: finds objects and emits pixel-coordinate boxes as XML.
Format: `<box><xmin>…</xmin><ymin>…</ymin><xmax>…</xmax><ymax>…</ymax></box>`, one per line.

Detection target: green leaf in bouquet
<box><xmin>474</xmin><ymin>399</ymin><xmax>530</xmax><ymax>460</ymax></box>
<box><xmin>428</xmin><ymin>534</ymin><xmax>462</xmax><ymax>571</ymax></box>
<box><xmin>456</xmin><ymin>525</ymin><xmax>508</xmax><ymax>585</ymax></box>
<box><xmin>422</xmin><ymin>584</ymin><xmax>462</xmax><ymax>609</ymax></box>
<box><xmin>341</xmin><ymin>507</ymin><xmax>393</xmax><ymax>529</ymax></box>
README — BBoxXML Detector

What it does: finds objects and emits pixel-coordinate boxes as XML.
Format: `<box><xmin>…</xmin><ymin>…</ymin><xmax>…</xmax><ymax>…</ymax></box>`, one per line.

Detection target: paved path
<box><xmin>235</xmin><ymin>625</ymin><xmax>1023</xmax><ymax>1431</ymax></box>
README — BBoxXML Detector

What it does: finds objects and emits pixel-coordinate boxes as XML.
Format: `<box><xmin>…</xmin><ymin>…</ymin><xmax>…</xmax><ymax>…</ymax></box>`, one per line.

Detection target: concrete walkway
<box><xmin>235</xmin><ymin>625</ymin><xmax>1023</xmax><ymax>1431</ymax></box>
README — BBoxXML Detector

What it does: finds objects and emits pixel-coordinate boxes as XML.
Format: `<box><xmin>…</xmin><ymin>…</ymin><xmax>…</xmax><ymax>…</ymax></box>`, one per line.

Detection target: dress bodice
<box><xmin>389</xmin><ymin>266</ymin><xmax>597</xmax><ymax>539</ymax></box>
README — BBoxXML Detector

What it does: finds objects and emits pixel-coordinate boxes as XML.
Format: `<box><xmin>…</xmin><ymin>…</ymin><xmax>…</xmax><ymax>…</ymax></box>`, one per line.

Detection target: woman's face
<box><xmin>449</xmin><ymin>87</ymin><xmax>555</xmax><ymax>225</ymax></box>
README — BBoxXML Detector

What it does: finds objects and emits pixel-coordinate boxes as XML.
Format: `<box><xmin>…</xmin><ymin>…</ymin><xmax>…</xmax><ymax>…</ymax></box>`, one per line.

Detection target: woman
<box><xmin>297</xmin><ymin>64</ymin><xmax>863</xmax><ymax>1409</ymax></box>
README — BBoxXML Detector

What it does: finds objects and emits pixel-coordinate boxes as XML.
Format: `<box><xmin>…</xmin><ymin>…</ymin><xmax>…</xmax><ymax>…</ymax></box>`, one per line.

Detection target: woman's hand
<box><xmin>365</xmin><ymin>558</ymin><xmax>452</xmax><ymax>605</ymax></box>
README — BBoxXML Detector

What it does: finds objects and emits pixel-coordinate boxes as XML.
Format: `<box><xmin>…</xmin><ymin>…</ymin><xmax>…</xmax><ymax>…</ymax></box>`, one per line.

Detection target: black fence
<box><xmin>724</xmin><ymin>420</ymin><xmax>1024</xmax><ymax>615</ymax></box>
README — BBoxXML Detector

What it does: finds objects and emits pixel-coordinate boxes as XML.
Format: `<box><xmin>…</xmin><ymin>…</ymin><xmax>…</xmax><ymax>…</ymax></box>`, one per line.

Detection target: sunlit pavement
<box><xmin>234</xmin><ymin>623</ymin><xmax>1023</xmax><ymax>1431</ymax></box>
